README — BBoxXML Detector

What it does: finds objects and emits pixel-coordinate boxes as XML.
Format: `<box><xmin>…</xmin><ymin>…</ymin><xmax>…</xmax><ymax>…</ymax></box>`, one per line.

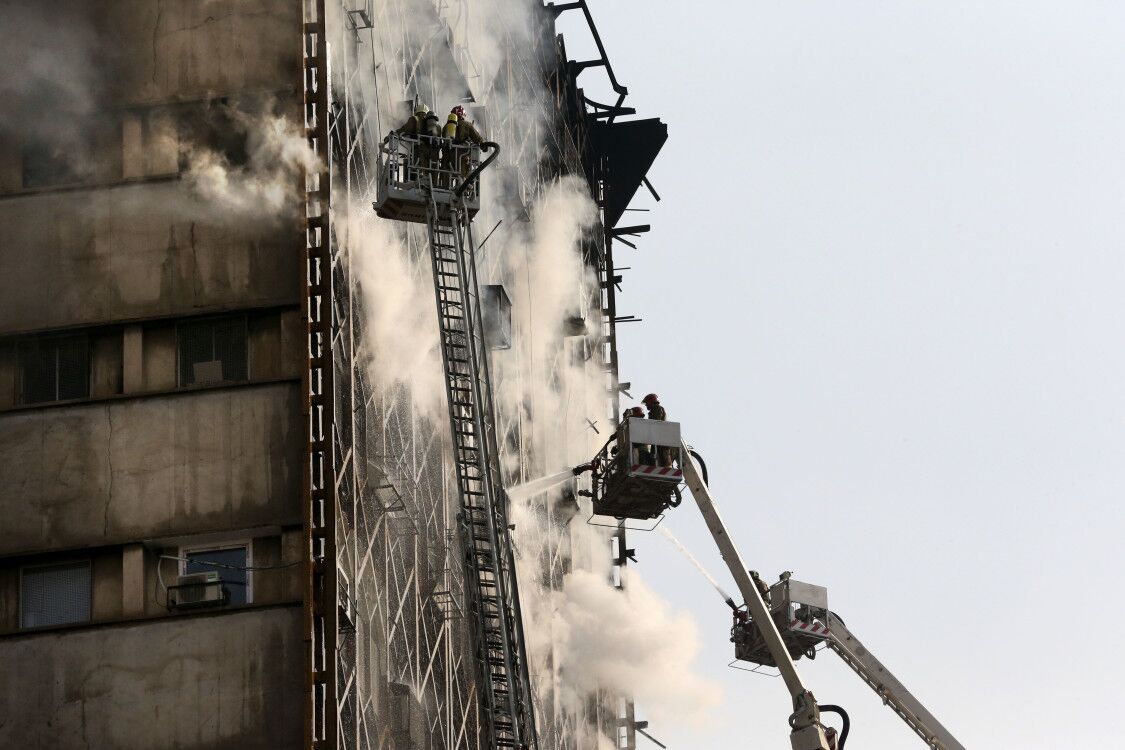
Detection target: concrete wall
<box><xmin>104</xmin><ymin>0</ymin><xmax>302</xmax><ymax>107</ymax></box>
<box><xmin>0</xmin><ymin>184</ymin><xmax>301</xmax><ymax>335</ymax></box>
<box><xmin>0</xmin><ymin>605</ymin><xmax>303</xmax><ymax>749</ymax></box>
<box><xmin>0</xmin><ymin>382</ymin><xmax>302</xmax><ymax>556</ymax></box>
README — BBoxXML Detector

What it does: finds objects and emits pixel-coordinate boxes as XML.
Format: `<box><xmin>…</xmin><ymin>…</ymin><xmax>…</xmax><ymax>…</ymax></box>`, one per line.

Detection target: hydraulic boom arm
<box><xmin>680</xmin><ymin>443</ymin><xmax>832</xmax><ymax>750</ymax></box>
<box><xmin>825</xmin><ymin>613</ymin><xmax>965</xmax><ymax>750</ymax></box>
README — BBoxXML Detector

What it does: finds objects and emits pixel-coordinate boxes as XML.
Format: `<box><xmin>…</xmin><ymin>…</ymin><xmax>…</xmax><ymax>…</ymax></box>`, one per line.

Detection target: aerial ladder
<box><xmin>576</xmin><ymin>418</ymin><xmax>966</xmax><ymax>750</ymax></box>
<box><xmin>375</xmin><ymin>128</ymin><xmax>538</xmax><ymax>749</ymax></box>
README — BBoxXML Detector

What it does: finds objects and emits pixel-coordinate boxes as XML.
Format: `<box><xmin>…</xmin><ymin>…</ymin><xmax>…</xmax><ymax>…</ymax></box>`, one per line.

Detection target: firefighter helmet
<box><xmin>624</xmin><ymin>406</ymin><xmax>644</xmax><ymax>418</ymax></box>
<box><xmin>414</xmin><ymin>103</ymin><xmax>430</xmax><ymax>115</ymax></box>
<box><xmin>451</xmin><ymin>105</ymin><xmax>467</xmax><ymax>118</ymax></box>
<box><xmin>642</xmin><ymin>393</ymin><xmax>659</xmax><ymax>405</ymax></box>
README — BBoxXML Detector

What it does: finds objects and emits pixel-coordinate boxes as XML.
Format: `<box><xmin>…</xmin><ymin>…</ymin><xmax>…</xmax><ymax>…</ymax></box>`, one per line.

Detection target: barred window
<box><xmin>177</xmin><ymin>316</ymin><xmax>248</xmax><ymax>386</ymax></box>
<box><xmin>20</xmin><ymin>561</ymin><xmax>92</xmax><ymax>629</ymax></box>
<box><xmin>19</xmin><ymin>336</ymin><xmax>90</xmax><ymax>404</ymax></box>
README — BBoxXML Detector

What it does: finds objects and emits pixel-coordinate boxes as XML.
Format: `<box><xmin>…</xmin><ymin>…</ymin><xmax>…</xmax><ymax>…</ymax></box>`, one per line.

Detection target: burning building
<box><xmin>0</xmin><ymin>1</ymin><xmax>666</xmax><ymax>748</ymax></box>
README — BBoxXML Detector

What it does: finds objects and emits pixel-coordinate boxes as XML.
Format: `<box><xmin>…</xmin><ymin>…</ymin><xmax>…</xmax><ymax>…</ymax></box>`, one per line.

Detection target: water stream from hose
<box><xmin>659</xmin><ymin>525</ymin><xmax>737</xmax><ymax>609</ymax></box>
<box><xmin>507</xmin><ymin>468</ymin><xmax>576</xmax><ymax>501</ymax></box>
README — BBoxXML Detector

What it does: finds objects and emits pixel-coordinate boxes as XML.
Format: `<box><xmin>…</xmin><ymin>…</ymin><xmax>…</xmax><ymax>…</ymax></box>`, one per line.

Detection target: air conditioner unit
<box><xmin>169</xmin><ymin>571</ymin><xmax>227</xmax><ymax>610</ymax></box>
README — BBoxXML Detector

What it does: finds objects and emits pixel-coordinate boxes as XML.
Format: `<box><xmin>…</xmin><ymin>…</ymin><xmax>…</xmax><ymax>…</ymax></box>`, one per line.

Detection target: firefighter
<box><xmin>641</xmin><ymin>393</ymin><xmax>672</xmax><ymax>466</ymax></box>
<box><xmin>395</xmin><ymin>103</ymin><xmax>430</xmax><ymax>182</ymax></box>
<box><xmin>395</xmin><ymin>103</ymin><xmax>428</xmax><ymax>136</ymax></box>
<box><xmin>417</xmin><ymin>109</ymin><xmax>442</xmax><ymax>180</ymax></box>
<box><xmin>450</xmin><ymin>104</ymin><xmax>485</xmax><ymax>183</ymax></box>
<box><xmin>439</xmin><ymin>110</ymin><xmax>460</xmax><ymax>186</ymax></box>
<box><xmin>641</xmin><ymin>393</ymin><xmax>666</xmax><ymax>421</ymax></box>
<box><xmin>442</xmin><ymin>111</ymin><xmax>460</xmax><ymax>139</ymax></box>
<box><xmin>749</xmin><ymin>570</ymin><xmax>772</xmax><ymax>606</ymax></box>
<box><xmin>619</xmin><ymin>406</ymin><xmax>645</xmax><ymax>464</ymax></box>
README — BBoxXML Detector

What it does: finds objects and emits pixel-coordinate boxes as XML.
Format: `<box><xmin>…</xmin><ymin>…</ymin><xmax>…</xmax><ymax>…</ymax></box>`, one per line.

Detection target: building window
<box><xmin>19</xmin><ymin>336</ymin><xmax>90</xmax><ymax>404</ymax></box>
<box><xmin>22</xmin><ymin>141</ymin><xmax>90</xmax><ymax>189</ymax></box>
<box><xmin>20</xmin><ymin>561</ymin><xmax>92</xmax><ymax>628</ymax></box>
<box><xmin>177</xmin><ymin>316</ymin><xmax>248</xmax><ymax>386</ymax></box>
<box><xmin>182</xmin><ymin>545</ymin><xmax>250</xmax><ymax>605</ymax></box>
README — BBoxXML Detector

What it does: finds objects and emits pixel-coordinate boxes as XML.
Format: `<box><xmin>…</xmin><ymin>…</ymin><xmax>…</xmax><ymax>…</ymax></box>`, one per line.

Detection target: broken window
<box><xmin>177</xmin><ymin>100</ymin><xmax>251</xmax><ymax>172</ymax></box>
<box><xmin>19</xmin><ymin>335</ymin><xmax>90</xmax><ymax>404</ymax></box>
<box><xmin>177</xmin><ymin>316</ymin><xmax>248</xmax><ymax>387</ymax></box>
<box><xmin>20</xmin><ymin>560</ymin><xmax>92</xmax><ymax>628</ymax></box>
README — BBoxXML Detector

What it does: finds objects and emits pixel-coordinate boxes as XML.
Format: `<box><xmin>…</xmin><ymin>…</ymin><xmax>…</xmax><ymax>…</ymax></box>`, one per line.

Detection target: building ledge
<box><xmin>0</xmin><ymin>600</ymin><xmax>302</xmax><ymax>642</ymax></box>
<box><xmin>0</xmin><ymin>375</ymin><xmax>301</xmax><ymax>416</ymax></box>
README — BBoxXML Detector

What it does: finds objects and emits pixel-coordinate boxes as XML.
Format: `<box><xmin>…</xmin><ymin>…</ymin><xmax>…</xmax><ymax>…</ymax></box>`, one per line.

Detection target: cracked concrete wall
<box><xmin>105</xmin><ymin>0</ymin><xmax>302</xmax><ymax>108</ymax></box>
<box><xmin>0</xmin><ymin>183</ymin><xmax>301</xmax><ymax>335</ymax></box>
<box><xmin>0</xmin><ymin>605</ymin><xmax>303</xmax><ymax>749</ymax></box>
<box><xmin>0</xmin><ymin>382</ymin><xmax>301</xmax><ymax>556</ymax></box>
<box><xmin>0</xmin><ymin>0</ymin><xmax>304</xmax><ymax>334</ymax></box>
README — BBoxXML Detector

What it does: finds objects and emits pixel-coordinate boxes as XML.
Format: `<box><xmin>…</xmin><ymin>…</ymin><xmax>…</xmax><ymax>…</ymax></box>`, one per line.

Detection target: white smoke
<box><xmin>184</xmin><ymin>110</ymin><xmax>322</xmax><ymax>222</ymax></box>
<box><xmin>550</xmin><ymin>568</ymin><xmax>721</xmax><ymax>727</ymax></box>
<box><xmin>346</xmin><ymin>209</ymin><xmax>448</xmax><ymax>423</ymax></box>
<box><xmin>325</xmin><ymin>0</ymin><xmax>722</xmax><ymax>740</ymax></box>
<box><xmin>0</xmin><ymin>2</ymin><xmax>100</xmax><ymax>144</ymax></box>
<box><xmin>491</xmin><ymin>175</ymin><xmax>602</xmax><ymax>465</ymax></box>
<box><xmin>496</xmin><ymin>177</ymin><xmax>722</xmax><ymax>735</ymax></box>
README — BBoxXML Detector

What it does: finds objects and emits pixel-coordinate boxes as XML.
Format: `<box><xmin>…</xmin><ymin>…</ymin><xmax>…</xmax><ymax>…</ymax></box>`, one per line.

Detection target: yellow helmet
<box><xmin>447</xmin><ymin>113</ymin><xmax>459</xmax><ymax>122</ymax></box>
<box><xmin>414</xmin><ymin>103</ymin><xmax>429</xmax><ymax>116</ymax></box>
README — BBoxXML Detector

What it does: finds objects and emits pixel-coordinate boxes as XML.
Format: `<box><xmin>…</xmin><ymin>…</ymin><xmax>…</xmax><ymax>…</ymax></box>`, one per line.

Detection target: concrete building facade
<box><xmin>0</xmin><ymin>1</ymin><xmax>308</xmax><ymax>747</ymax></box>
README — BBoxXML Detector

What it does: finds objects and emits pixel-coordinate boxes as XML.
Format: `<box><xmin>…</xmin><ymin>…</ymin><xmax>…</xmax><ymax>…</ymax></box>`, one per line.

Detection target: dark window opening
<box><xmin>20</xmin><ymin>561</ymin><xmax>92</xmax><ymax>629</ymax></box>
<box><xmin>177</xmin><ymin>316</ymin><xmax>248</xmax><ymax>386</ymax></box>
<box><xmin>21</xmin><ymin>136</ymin><xmax>97</xmax><ymax>189</ymax></box>
<box><xmin>184</xmin><ymin>547</ymin><xmax>249</xmax><ymax>605</ymax></box>
<box><xmin>178</xmin><ymin>102</ymin><xmax>251</xmax><ymax>172</ymax></box>
<box><xmin>19</xmin><ymin>336</ymin><xmax>90</xmax><ymax>404</ymax></box>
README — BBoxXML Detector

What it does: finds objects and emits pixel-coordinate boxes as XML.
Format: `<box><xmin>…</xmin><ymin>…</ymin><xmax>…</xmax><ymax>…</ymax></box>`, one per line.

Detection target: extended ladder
<box><xmin>825</xmin><ymin>613</ymin><xmax>965</xmax><ymax>750</ymax></box>
<box><xmin>425</xmin><ymin>192</ymin><xmax>538</xmax><ymax>750</ymax></box>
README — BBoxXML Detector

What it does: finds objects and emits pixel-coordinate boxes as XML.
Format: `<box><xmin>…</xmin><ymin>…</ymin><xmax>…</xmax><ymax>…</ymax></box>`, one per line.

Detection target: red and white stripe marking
<box><xmin>630</xmin><ymin>464</ymin><xmax>683</xmax><ymax>478</ymax></box>
<box><xmin>789</xmin><ymin>619</ymin><xmax>830</xmax><ymax>637</ymax></box>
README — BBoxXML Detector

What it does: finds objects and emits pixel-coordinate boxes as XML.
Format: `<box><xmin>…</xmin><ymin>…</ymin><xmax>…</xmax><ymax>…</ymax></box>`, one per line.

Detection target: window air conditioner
<box><xmin>169</xmin><ymin>571</ymin><xmax>227</xmax><ymax>610</ymax></box>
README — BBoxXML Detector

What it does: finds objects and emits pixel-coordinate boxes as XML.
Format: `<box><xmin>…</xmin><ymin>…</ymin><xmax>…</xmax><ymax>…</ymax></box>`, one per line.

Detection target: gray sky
<box><xmin>560</xmin><ymin>2</ymin><xmax>1124</xmax><ymax>747</ymax></box>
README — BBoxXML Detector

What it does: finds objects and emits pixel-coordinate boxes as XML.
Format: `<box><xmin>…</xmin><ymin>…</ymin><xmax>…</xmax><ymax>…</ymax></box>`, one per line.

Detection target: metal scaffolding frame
<box><xmin>310</xmin><ymin>1</ymin><xmax>650</xmax><ymax>747</ymax></box>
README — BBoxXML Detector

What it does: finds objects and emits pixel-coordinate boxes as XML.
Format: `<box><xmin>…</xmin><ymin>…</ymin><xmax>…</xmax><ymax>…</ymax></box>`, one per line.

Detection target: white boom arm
<box><xmin>825</xmin><ymin>613</ymin><xmax>965</xmax><ymax>750</ymax></box>
<box><xmin>681</xmin><ymin>444</ymin><xmax>832</xmax><ymax>750</ymax></box>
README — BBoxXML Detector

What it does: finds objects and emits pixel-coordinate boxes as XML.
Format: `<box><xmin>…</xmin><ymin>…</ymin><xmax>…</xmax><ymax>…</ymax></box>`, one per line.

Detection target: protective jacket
<box><xmin>646</xmin><ymin>403</ymin><xmax>667</xmax><ymax>421</ymax></box>
<box><xmin>456</xmin><ymin>119</ymin><xmax>484</xmax><ymax>144</ymax></box>
<box><xmin>396</xmin><ymin>114</ymin><xmax>424</xmax><ymax>135</ymax></box>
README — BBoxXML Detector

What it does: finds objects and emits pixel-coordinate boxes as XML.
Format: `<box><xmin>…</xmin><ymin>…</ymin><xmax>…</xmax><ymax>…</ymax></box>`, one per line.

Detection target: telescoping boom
<box><xmin>679</xmin><ymin>443</ymin><xmax>834</xmax><ymax>750</ymax></box>
<box><xmin>682</xmin><ymin>440</ymin><xmax>965</xmax><ymax>750</ymax></box>
<box><xmin>576</xmin><ymin>418</ymin><xmax>965</xmax><ymax>749</ymax></box>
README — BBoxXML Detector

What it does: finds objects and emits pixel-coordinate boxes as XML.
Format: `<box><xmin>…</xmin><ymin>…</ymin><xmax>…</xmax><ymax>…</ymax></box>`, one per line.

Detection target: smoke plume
<box><xmin>549</xmin><ymin>569</ymin><xmax>721</xmax><ymax>727</ymax></box>
<box><xmin>0</xmin><ymin>2</ymin><xmax>101</xmax><ymax>145</ymax></box>
<box><xmin>183</xmin><ymin>107</ymin><xmax>322</xmax><ymax>222</ymax></box>
<box><xmin>346</xmin><ymin>210</ymin><xmax>447</xmax><ymax>424</ymax></box>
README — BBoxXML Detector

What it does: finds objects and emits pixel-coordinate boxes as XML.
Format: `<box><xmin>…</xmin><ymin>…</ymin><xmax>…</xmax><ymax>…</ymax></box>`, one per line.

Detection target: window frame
<box><xmin>178</xmin><ymin>542</ymin><xmax>253</xmax><ymax>605</ymax></box>
<box><xmin>16</xmin><ymin>333</ymin><xmax>91</xmax><ymax>405</ymax></box>
<box><xmin>18</xmin><ymin>559</ymin><xmax>93</xmax><ymax>630</ymax></box>
<box><xmin>174</xmin><ymin>314</ymin><xmax>250</xmax><ymax>388</ymax></box>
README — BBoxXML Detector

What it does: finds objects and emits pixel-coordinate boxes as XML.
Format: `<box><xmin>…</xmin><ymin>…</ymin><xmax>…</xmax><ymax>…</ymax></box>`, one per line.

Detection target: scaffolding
<box><xmin>312</xmin><ymin>1</ymin><xmax>664</xmax><ymax>747</ymax></box>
